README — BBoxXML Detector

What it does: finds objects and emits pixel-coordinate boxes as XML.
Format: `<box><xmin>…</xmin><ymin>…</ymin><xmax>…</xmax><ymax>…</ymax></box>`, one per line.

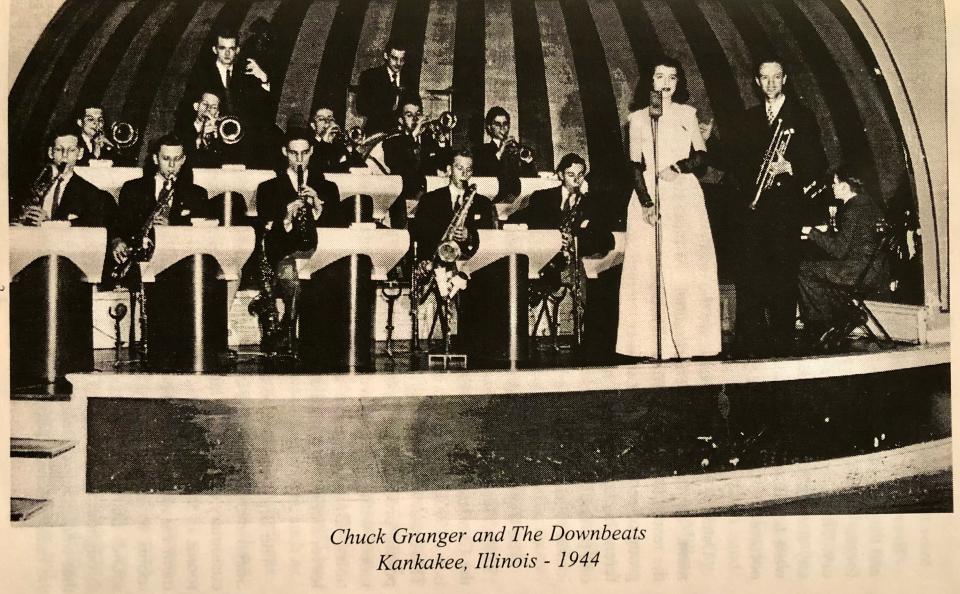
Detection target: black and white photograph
<box><xmin>3</xmin><ymin>0</ymin><xmax>954</xmax><ymax>591</ymax></box>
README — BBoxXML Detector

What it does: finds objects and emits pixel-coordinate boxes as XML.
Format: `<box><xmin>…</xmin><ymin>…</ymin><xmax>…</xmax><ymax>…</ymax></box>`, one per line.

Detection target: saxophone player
<box><xmin>12</xmin><ymin>124</ymin><xmax>116</xmax><ymax>228</ymax></box>
<box><xmin>255</xmin><ymin>127</ymin><xmax>340</xmax><ymax>349</ymax></box>
<box><xmin>733</xmin><ymin>56</ymin><xmax>828</xmax><ymax>358</ymax></box>
<box><xmin>410</xmin><ymin>149</ymin><xmax>499</xmax><ymax>357</ymax></box>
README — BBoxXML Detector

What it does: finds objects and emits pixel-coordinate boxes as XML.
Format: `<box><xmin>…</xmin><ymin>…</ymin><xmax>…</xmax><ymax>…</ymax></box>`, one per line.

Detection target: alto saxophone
<box><xmin>411</xmin><ymin>184</ymin><xmax>478</xmax><ymax>303</ymax></box>
<box><xmin>111</xmin><ymin>179</ymin><xmax>175</xmax><ymax>280</ymax></box>
<box><xmin>18</xmin><ymin>163</ymin><xmax>62</xmax><ymax>224</ymax></box>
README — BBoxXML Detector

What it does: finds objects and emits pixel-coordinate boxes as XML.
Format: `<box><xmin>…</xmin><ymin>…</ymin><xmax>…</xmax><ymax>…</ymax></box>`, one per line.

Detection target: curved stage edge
<box><xmin>10</xmin><ymin>343</ymin><xmax>951</xmax><ymax>525</ymax></box>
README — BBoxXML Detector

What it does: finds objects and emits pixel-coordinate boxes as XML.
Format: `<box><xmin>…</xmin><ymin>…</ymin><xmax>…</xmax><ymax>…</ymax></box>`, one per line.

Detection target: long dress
<box><xmin>616</xmin><ymin>102</ymin><xmax>722</xmax><ymax>358</ymax></box>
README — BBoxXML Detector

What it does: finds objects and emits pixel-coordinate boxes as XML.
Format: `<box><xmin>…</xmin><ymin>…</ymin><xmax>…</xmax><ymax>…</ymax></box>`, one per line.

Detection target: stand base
<box><xmin>427</xmin><ymin>353</ymin><xmax>468</xmax><ymax>370</ymax></box>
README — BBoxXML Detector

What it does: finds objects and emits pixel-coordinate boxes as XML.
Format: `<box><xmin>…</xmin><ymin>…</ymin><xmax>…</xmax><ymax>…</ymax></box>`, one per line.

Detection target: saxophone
<box><xmin>18</xmin><ymin>163</ymin><xmax>62</xmax><ymax>224</ymax></box>
<box><xmin>411</xmin><ymin>183</ymin><xmax>478</xmax><ymax>303</ymax></box>
<box><xmin>247</xmin><ymin>229</ymin><xmax>282</xmax><ymax>353</ymax></box>
<box><xmin>532</xmin><ymin>193</ymin><xmax>587</xmax><ymax>344</ymax></box>
<box><xmin>111</xmin><ymin>179</ymin><xmax>175</xmax><ymax>280</ymax></box>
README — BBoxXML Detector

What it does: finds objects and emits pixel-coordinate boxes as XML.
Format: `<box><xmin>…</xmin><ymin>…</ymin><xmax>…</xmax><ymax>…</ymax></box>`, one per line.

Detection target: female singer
<box><xmin>616</xmin><ymin>57</ymin><xmax>721</xmax><ymax>359</ymax></box>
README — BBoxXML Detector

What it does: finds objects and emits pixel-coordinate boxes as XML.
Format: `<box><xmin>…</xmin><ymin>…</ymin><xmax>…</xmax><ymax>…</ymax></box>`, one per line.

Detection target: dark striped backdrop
<box><xmin>9</xmin><ymin>0</ymin><xmax>909</xmax><ymax>204</ymax></box>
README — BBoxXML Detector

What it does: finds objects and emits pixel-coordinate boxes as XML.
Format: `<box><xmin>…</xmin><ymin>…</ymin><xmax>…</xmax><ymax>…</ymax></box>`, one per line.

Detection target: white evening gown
<box><xmin>616</xmin><ymin>102</ymin><xmax>721</xmax><ymax>358</ymax></box>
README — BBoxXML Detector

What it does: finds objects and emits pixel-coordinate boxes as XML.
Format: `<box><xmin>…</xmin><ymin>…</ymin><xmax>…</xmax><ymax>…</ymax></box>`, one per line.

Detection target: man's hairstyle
<box><xmin>151</xmin><ymin>133</ymin><xmax>185</xmax><ymax>154</ymax></box>
<box><xmin>75</xmin><ymin>102</ymin><xmax>105</xmax><ymax>121</ymax></box>
<box><xmin>834</xmin><ymin>165</ymin><xmax>865</xmax><ymax>195</ymax></box>
<box><xmin>385</xmin><ymin>41</ymin><xmax>406</xmax><ymax>54</ymax></box>
<box><xmin>754</xmin><ymin>54</ymin><xmax>788</xmax><ymax>78</ymax></box>
<box><xmin>484</xmin><ymin>106</ymin><xmax>511</xmax><ymax>128</ymax></box>
<box><xmin>284</xmin><ymin>126</ymin><xmax>314</xmax><ymax>145</ymax></box>
<box><xmin>631</xmin><ymin>56</ymin><xmax>690</xmax><ymax>110</ymax></box>
<box><xmin>451</xmin><ymin>147</ymin><xmax>474</xmax><ymax>163</ymax></box>
<box><xmin>213</xmin><ymin>28</ymin><xmax>239</xmax><ymax>44</ymax></box>
<box><xmin>395</xmin><ymin>94</ymin><xmax>423</xmax><ymax>117</ymax></box>
<box><xmin>312</xmin><ymin>103</ymin><xmax>335</xmax><ymax>117</ymax></box>
<box><xmin>555</xmin><ymin>152</ymin><xmax>587</xmax><ymax>174</ymax></box>
<box><xmin>49</xmin><ymin>123</ymin><xmax>81</xmax><ymax>147</ymax></box>
<box><xmin>196</xmin><ymin>88</ymin><xmax>221</xmax><ymax>103</ymax></box>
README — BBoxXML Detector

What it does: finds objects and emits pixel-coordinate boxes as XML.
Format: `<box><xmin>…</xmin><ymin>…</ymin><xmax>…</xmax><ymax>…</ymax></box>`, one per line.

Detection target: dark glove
<box><xmin>674</xmin><ymin>150</ymin><xmax>708</xmax><ymax>174</ymax></box>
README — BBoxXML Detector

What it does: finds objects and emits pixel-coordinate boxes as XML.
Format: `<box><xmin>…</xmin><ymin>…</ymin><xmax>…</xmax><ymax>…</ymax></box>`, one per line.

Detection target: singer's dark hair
<box><xmin>631</xmin><ymin>56</ymin><xmax>689</xmax><ymax>110</ymax></box>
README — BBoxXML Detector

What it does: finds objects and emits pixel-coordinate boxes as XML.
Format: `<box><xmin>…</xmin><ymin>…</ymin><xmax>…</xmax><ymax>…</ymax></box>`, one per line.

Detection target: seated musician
<box><xmin>410</xmin><ymin>148</ymin><xmax>500</xmax><ymax>356</ymax></box>
<box><xmin>510</xmin><ymin>152</ymin><xmax>614</xmax><ymax>298</ymax></box>
<box><xmin>473</xmin><ymin>106</ymin><xmax>538</xmax><ymax>202</ymax></box>
<box><xmin>175</xmin><ymin>89</ymin><xmax>234</xmax><ymax>169</ymax></box>
<box><xmin>75</xmin><ymin>102</ymin><xmax>118</xmax><ymax>165</ymax></box>
<box><xmin>110</xmin><ymin>135</ymin><xmax>210</xmax><ymax>277</ymax></box>
<box><xmin>798</xmin><ymin>167</ymin><xmax>888</xmax><ymax>341</ymax></box>
<box><xmin>254</xmin><ymin>127</ymin><xmax>340</xmax><ymax>347</ymax></box>
<box><xmin>308</xmin><ymin>104</ymin><xmax>366</xmax><ymax>173</ymax></box>
<box><xmin>382</xmin><ymin>97</ymin><xmax>435</xmax><ymax>228</ymax></box>
<box><xmin>12</xmin><ymin>124</ymin><xmax>116</xmax><ymax>228</ymax></box>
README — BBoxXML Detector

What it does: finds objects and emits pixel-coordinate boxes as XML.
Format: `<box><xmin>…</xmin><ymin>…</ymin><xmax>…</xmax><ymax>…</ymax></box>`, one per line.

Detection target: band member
<box><xmin>799</xmin><ymin>168</ymin><xmax>887</xmax><ymax>341</ymax></box>
<box><xmin>474</xmin><ymin>107</ymin><xmax>538</xmax><ymax>202</ymax></box>
<box><xmin>12</xmin><ymin>124</ymin><xmax>116</xmax><ymax>228</ymax></box>
<box><xmin>510</xmin><ymin>152</ymin><xmax>614</xmax><ymax>284</ymax></box>
<box><xmin>410</xmin><ymin>148</ymin><xmax>500</xmax><ymax>358</ymax></box>
<box><xmin>255</xmin><ymin>127</ymin><xmax>339</xmax><ymax>347</ymax></box>
<box><xmin>734</xmin><ymin>57</ymin><xmax>828</xmax><ymax>357</ymax></box>
<box><xmin>109</xmin><ymin>134</ymin><xmax>210</xmax><ymax>278</ymax></box>
<box><xmin>75</xmin><ymin>103</ymin><xmax>117</xmax><ymax>165</ymax></box>
<box><xmin>308</xmin><ymin>104</ymin><xmax>365</xmax><ymax>173</ymax></box>
<box><xmin>176</xmin><ymin>90</ymin><xmax>226</xmax><ymax>169</ymax></box>
<box><xmin>181</xmin><ymin>28</ymin><xmax>276</xmax><ymax>168</ymax></box>
<box><xmin>357</xmin><ymin>43</ymin><xmax>409</xmax><ymax>134</ymax></box>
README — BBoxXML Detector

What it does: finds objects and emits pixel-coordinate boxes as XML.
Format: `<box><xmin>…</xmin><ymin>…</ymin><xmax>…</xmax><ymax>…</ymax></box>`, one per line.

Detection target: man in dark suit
<box><xmin>356</xmin><ymin>43</ymin><xmax>408</xmax><ymax>134</ymax></box>
<box><xmin>381</xmin><ymin>97</ymin><xmax>430</xmax><ymax>229</ymax></box>
<box><xmin>473</xmin><ymin>107</ymin><xmax>538</xmax><ymax>203</ymax></box>
<box><xmin>308</xmin><ymin>104</ymin><xmax>365</xmax><ymax>173</ymax></box>
<box><xmin>734</xmin><ymin>57</ymin><xmax>828</xmax><ymax>357</ymax></box>
<box><xmin>110</xmin><ymin>134</ymin><xmax>209</xmax><ymax>265</ymax></box>
<box><xmin>181</xmin><ymin>29</ymin><xmax>275</xmax><ymax>168</ymax></box>
<box><xmin>509</xmin><ymin>153</ymin><xmax>615</xmax><ymax>353</ymax></box>
<box><xmin>175</xmin><ymin>90</ymin><xmax>227</xmax><ymax>169</ymax></box>
<box><xmin>13</xmin><ymin>125</ymin><xmax>116</xmax><ymax>228</ymax></box>
<box><xmin>255</xmin><ymin>127</ymin><xmax>341</xmax><ymax>347</ymax></box>
<box><xmin>74</xmin><ymin>103</ymin><xmax>118</xmax><ymax>166</ymax></box>
<box><xmin>410</xmin><ymin>148</ymin><xmax>501</xmax><ymax>359</ymax></box>
<box><xmin>799</xmin><ymin>169</ymin><xmax>888</xmax><ymax>339</ymax></box>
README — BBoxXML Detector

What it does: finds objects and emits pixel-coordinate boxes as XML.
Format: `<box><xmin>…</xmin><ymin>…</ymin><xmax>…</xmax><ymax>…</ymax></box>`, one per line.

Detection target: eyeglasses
<box><xmin>490</xmin><ymin>120</ymin><xmax>510</xmax><ymax>128</ymax></box>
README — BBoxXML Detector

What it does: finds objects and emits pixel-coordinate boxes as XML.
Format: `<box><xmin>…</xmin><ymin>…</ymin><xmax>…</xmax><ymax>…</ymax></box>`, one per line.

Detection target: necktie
<box><xmin>224</xmin><ymin>67</ymin><xmax>233</xmax><ymax>108</ymax></box>
<box><xmin>766</xmin><ymin>102</ymin><xmax>776</xmax><ymax>124</ymax></box>
<box><xmin>50</xmin><ymin>178</ymin><xmax>63</xmax><ymax>217</ymax></box>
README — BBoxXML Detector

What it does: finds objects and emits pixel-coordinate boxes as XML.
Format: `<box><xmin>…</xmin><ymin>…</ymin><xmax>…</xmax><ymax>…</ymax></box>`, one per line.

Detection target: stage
<box><xmin>11</xmin><ymin>341</ymin><xmax>951</xmax><ymax>525</ymax></box>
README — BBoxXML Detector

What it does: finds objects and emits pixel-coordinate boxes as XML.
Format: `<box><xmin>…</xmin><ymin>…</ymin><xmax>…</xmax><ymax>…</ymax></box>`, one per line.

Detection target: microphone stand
<box><xmin>650</xmin><ymin>90</ymin><xmax>663</xmax><ymax>360</ymax></box>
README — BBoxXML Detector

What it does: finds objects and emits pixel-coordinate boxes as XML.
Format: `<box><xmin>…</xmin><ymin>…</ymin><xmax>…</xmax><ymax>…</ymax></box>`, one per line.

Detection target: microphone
<box><xmin>649</xmin><ymin>89</ymin><xmax>664</xmax><ymax>119</ymax></box>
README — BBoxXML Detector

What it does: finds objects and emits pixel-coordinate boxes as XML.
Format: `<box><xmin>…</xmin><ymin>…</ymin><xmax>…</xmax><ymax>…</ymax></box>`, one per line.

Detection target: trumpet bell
<box><xmin>109</xmin><ymin>122</ymin><xmax>138</xmax><ymax>148</ymax></box>
<box><xmin>217</xmin><ymin>117</ymin><xmax>243</xmax><ymax>145</ymax></box>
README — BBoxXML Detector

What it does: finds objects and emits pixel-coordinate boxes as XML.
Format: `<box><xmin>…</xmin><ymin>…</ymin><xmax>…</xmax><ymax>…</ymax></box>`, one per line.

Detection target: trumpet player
<box><xmin>733</xmin><ymin>56</ymin><xmax>827</xmax><ymax>358</ymax></box>
<box><xmin>308</xmin><ymin>104</ymin><xmax>364</xmax><ymax>173</ymax></box>
<box><xmin>75</xmin><ymin>103</ymin><xmax>117</xmax><ymax>165</ymax></box>
<box><xmin>176</xmin><ymin>89</ymin><xmax>225</xmax><ymax>168</ymax></box>
<box><xmin>475</xmin><ymin>107</ymin><xmax>538</xmax><ymax>202</ymax></box>
<box><xmin>255</xmin><ymin>128</ymin><xmax>340</xmax><ymax>347</ymax></box>
<box><xmin>12</xmin><ymin>124</ymin><xmax>115</xmax><ymax>228</ymax></box>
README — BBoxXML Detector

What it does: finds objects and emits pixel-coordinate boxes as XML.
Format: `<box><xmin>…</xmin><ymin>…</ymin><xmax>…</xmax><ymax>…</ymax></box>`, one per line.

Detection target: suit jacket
<box><xmin>806</xmin><ymin>193</ymin><xmax>887</xmax><ymax>289</ymax></box>
<box><xmin>509</xmin><ymin>186</ymin><xmax>614</xmax><ymax>257</ymax></box>
<box><xmin>409</xmin><ymin>186</ymin><xmax>497</xmax><ymax>262</ymax></box>
<box><xmin>76</xmin><ymin>133</ymin><xmax>117</xmax><ymax>166</ymax></box>
<box><xmin>737</xmin><ymin>95</ymin><xmax>828</xmax><ymax>211</ymax></box>
<box><xmin>356</xmin><ymin>65</ymin><xmax>407</xmax><ymax>134</ymax></box>
<box><xmin>12</xmin><ymin>170</ymin><xmax>116</xmax><ymax>228</ymax></box>
<box><xmin>473</xmin><ymin>141</ymin><xmax>537</xmax><ymax>201</ymax></box>
<box><xmin>183</xmin><ymin>58</ymin><xmax>272</xmax><ymax>118</ymax></box>
<box><xmin>255</xmin><ymin>168</ymin><xmax>340</xmax><ymax>263</ymax></box>
<box><xmin>112</xmin><ymin>175</ymin><xmax>210</xmax><ymax>244</ymax></box>
<box><xmin>309</xmin><ymin>138</ymin><xmax>361</xmax><ymax>173</ymax></box>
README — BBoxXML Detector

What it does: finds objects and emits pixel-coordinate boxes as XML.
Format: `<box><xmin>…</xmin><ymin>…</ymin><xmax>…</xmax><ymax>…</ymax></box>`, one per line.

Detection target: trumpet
<box><xmin>109</xmin><ymin>121</ymin><xmax>139</xmax><ymax>148</ymax></box>
<box><xmin>423</xmin><ymin>111</ymin><xmax>458</xmax><ymax>143</ymax></box>
<box><xmin>504</xmin><ymin>137</ymin><xmax>534</xmax><ymax>162</ymax></box>
<box><xmin>750</xmin><ymin>119</ymin><xmax>794</xmax><ymax>210</ymax></box>
<box><xmin>216</xmin><ymin>116</ymin><xmax>243</xmax><ymax>145</ymax></box>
